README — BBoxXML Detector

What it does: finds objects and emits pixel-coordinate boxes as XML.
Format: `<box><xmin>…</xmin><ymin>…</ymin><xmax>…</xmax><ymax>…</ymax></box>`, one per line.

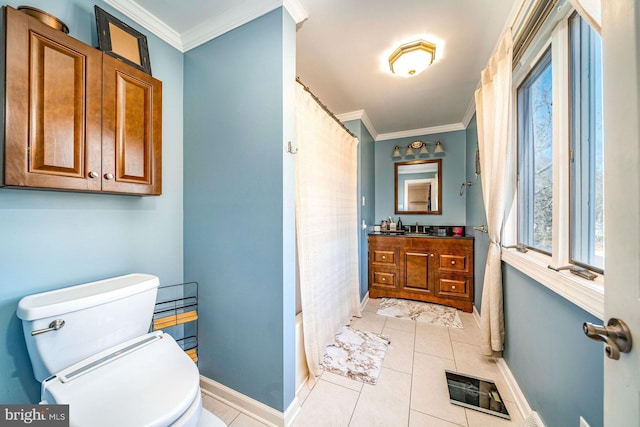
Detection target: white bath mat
<box><xmin>376</xmin><ymin>298</ymin><xmax>463</xmax><ymax>328</ymax></box>
<box><xmin>320</xmin><ymin>326</ymin><xmax>389</xmax><ymax>385</ymax></box>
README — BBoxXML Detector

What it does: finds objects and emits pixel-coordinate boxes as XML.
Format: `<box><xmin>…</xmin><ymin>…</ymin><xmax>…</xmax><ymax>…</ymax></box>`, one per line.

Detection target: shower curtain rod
<box><xmin>296</xmin><ymin>77</ymin><xmax>358</xmax><ymax>139</ymax></box>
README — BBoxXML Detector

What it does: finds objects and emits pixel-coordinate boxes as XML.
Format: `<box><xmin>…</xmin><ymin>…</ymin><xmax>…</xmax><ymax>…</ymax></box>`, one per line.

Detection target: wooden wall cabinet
<box><xmin>1</xmin><ymin>6</ymin><xmax>162</xmax><ymax>195</ymax></box>
<box><xmin>369</xmin><ymin>234</ymin><xmax>474</xmax><ymax>312</ymax></box>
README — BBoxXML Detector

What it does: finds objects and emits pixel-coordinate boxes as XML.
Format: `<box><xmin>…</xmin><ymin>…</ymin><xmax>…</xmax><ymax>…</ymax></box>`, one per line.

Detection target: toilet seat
<box><xmin>42</xmin><ymin>331</ymin><xmax>201</xmax><ymax>427</ymax></box>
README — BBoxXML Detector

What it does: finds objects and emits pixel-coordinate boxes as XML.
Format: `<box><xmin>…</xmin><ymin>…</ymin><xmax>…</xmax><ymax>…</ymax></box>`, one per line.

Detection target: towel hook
<box><xmin>287</xmin><ymin>141</ymin><xmax>298</xmax><ymax>154</ymax></box>
<box><xmin>459</xmin><ymin>181</ymin><xmax>472</xmax><ymax>196</ymax></box>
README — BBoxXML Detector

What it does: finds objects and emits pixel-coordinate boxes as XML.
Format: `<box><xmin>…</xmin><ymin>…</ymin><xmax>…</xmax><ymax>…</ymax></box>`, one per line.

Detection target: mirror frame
<box><xmin>394</xmin><ymin>159</ymin><xmax>442</xmax><ymax>215</ymax></box>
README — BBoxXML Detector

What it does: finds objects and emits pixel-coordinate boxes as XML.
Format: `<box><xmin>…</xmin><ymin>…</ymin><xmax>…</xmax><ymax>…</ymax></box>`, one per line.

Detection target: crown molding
<box><xmin>181</xmin><ymin>0</ymin><xmax>282</xmax><ymax>51</ymax></box>
<box><xmin>462</xmin><ymin>96</ymin><xmax>477</xmax><ymax>128</ymax></box>
<box><xmin>105</xmin><ymin>0</ymin><xmax>308</xmax><ymax>53</ymax></box>
<box><xmin>376</xmin><ymin>123</ymin><xmax>466</xmax><ymax>141</ymax></box>
<box><xmin>104</xmin><ymin>0</ymin><xmax>183</xmax><ymax>51</ymax></box>
<box><xmin>336</xmin><ymin>110</ymin><xmax>378</xmax><ymax>141</ymax></box>
<box><xmin>283</xmin><ymin>0</ymin><xmax>309</xmax><ymax>24</ymax></box>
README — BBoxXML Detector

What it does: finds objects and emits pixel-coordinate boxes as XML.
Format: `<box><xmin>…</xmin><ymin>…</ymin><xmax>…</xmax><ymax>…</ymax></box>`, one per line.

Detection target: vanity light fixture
<box><xmin>405</xmin><ymin>145</ymin><xmax>414</xmax><ymax>156</ymax></box>
<box><xmin>392</xmin><ymin>145</ymin><xmax>402</xmax><ymax>158</ymax></box>
<box><xmin>389</xmin><ymin>40</ymin><xmax>436</xmax><ymax>77</ymax></box>
<box><xmin>392</xmin><ymin>140</ymin><xmax>444</xmax><ymax>158</ymax></box>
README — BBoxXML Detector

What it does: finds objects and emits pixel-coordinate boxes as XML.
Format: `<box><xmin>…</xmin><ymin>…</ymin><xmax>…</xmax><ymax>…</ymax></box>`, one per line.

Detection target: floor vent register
<box><xmin>445</xmin><ymin>370</ymin><xmax>510</xmax><ymax>420</ymax></box>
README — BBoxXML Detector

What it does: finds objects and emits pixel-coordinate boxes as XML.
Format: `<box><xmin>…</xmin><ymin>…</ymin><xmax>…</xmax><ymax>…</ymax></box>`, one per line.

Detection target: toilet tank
<box><xmin>17</xmin><ymin>273</ymin><xmax>159</xmax><ymax>382</ymax></box>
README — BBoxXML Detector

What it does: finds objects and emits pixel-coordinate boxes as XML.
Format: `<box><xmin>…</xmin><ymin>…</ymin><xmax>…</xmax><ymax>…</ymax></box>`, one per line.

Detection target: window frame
<box><xmin>568</xmin><ymin>12</ymin><xmax>604</xmax><ymax>274</ymax></box>
<box><xmin>502</xmin><ymin>3</ymin><xmax>604</xmax><ymax>320</ymax></box>
<box><xmin>516</xmin><ymin>48</ymin><xmax>554</xmax><ymax>255</ymax></box>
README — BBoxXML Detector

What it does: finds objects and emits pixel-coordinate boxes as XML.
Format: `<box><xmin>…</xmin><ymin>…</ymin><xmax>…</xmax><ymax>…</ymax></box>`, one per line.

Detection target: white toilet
<box><xmin>17</xmin><ymin>273</ymin><xmax>226</xmax><ymax>427</ymax></box>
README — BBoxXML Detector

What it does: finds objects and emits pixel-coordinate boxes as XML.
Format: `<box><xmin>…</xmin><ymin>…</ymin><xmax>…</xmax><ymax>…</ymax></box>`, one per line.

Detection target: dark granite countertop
<box><xmin>368</xmin><ymin>232</ymin><xmax>474</xmax><ymax>240</ymax></box>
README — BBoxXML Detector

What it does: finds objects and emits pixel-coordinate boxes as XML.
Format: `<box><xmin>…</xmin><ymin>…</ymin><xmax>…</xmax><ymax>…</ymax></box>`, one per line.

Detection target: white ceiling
<box><xmin>106</xmin><ymin>0</ymin><xmax>517</xmax><ymax>139</ymax></box>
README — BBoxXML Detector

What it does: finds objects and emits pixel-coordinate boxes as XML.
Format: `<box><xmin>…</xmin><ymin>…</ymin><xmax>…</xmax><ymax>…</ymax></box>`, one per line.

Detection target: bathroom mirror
<box><xmin>394</xmin><ymin>159</ymin><xmax>442</xmax><ymax>214</ymax></box>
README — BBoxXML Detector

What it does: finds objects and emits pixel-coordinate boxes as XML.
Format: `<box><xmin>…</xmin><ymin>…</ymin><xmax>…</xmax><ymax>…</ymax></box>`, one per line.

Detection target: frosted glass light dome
<box><xmin>389</xmin><ymin>40</ymin><xmax>436</xmax><ymax>77</ymax></box>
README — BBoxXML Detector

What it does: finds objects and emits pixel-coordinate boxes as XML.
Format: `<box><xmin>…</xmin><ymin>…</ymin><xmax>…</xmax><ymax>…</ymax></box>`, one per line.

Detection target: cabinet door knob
<box><xmin>88</xmin><ymin>171</ymin><xmax>99</xmax><ymax>179</ymax></box>
<box><xmin>382</xmin><ymin>256</ymin><xmax>386</xmax><ymax>260</ymax></box>
<box><xmin>104</xmin><ymin>173</ymin><xmax>114</xmax><ymax>180</ymax></box>
<box><xmin>451</xmin><ymin>260</ymin><xmax>456</xmax><ymax>265</ymax></box>
<box><xmin>381</xmin><ymin>277</ymin><xmax>386</xmax><ymax>281</ymax></box>
<box><xmin>452</xmin><ymin>285</ymin><xmax>456</xmax><ymax>289</ymax></box>
<box><xmin>430</xmin><ymin>254</ymin><xmax>434</xmax><ymax>257</ymax></box>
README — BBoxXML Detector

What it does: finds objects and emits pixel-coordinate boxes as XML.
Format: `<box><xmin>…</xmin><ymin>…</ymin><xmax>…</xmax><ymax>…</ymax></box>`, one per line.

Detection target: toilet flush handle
<box><xmin>31</xmin><ymin>319</ymin><xmax>65</xmax><ymax>336</ymax></box>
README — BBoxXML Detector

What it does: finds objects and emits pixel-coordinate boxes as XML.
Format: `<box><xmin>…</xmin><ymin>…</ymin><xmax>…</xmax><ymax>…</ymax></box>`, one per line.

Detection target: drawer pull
<box><xmin>382</xmin><ymin>277</ymin><xmax>386</xmax><ymax>281</ymax></box>
<box><xmin>451</xmin><ymin>260</ymin><xmax>456</xmax><ymax>265</ymax></box>
<box><xmin>382</xmin><ymin>256</ymin><xmax>386</xmax><ymax>260</ymax></box>
<box><xmin>430</xmin><ymin>254</ymin><xmax>434</xmax><ymax>257</ymax></box>
<box><xmin>452</xmin><ymin>285</ymin><xmax>456</xmax><ymax>289</ymax></box>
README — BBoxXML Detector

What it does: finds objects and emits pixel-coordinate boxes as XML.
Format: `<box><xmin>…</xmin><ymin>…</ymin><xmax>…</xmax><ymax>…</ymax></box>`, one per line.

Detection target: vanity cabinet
<box><xmin>368</xmin><ymin>234</ymin><xmax>474</xmax><ymax>312</ymax></box>
<box><xmin>1</xmin><ymin>6</ymin><xmax>162</xmax><ymax>195</ymax></box>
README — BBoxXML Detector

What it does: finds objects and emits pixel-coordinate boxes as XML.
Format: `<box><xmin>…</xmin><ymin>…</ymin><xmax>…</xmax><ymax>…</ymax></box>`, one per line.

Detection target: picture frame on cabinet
<box><xmin>95</xmin><ymin>6</ymin><xmax>152</xmax><ymax>75</ymax></box>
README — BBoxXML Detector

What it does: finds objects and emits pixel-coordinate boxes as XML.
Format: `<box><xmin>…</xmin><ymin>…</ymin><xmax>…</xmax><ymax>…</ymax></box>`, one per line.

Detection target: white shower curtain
<box><xmin>474</xmin><ymin>29</ymin><xmax>513</xmax><ymax>355</ymax></box>
<box><xmin>295</xmin><ymin>83</ymin><xmax>361</xmax><ymax>379</ymax></box>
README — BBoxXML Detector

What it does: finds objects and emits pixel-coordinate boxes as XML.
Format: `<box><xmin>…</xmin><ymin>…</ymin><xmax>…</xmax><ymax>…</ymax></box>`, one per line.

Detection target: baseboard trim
<box><xmin>200</xmin><ymin>375</ymin><xmax>300</xmax><ymax>427</ymax></box>
<box><xmin>360</xmin><ymin>291</ymin><xmax>370</xmax><ymax>312</ymax></box>
<box><xmin>471</xmin><ymin>305</ymin><xmax>533</xmax><ymax>421</ymax></box>
<box><xmin>495</xmin><ymin>357</ymin><xmax>532</xmax><ymax>421</ymax></box>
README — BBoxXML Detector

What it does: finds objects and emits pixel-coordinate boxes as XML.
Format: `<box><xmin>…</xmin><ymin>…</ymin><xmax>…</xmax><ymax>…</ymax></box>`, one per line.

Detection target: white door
<box><xmin>602</xmin><ymin>1</ymin><xmax>640</xmax><ymax>424</ymax></box>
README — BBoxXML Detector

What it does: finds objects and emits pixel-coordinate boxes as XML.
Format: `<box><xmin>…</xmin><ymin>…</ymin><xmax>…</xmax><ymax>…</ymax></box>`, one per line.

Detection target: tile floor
<box><xmin>202</xmin><ymin>298</ymin><xmax>524</xmax><ymax>427</ymax></box>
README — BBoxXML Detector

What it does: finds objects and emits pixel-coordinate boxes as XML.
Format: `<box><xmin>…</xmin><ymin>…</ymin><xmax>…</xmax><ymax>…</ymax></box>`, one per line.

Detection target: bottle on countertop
<box><xmin>397</xmin><ymin>217</ymin><xmax>403</xmax><ymax>231</ymax></box>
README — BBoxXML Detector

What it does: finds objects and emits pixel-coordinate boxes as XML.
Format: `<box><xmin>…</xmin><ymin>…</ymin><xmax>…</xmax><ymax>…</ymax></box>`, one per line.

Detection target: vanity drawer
<box><xmin>373</xmin><ymin>250</ymin><xmax>396</xmax><ymax>266</ymax></box>
<box><xmin>372</xmin><ymin>270</ymin><xmax>396</xmax><ymax>288</ymax></box>
<box><xmin>437</xmin><ymin>276</ymin><xmax>471</xmax><ymax>299</ymax></box>
<box><xmin>439</xmin><ymin>254</ymin><xmax>469</xmax><ymax>273</ymax></box>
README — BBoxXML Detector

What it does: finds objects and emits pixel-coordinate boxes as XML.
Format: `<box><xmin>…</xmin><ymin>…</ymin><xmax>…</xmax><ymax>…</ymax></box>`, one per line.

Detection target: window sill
<box><xmin>501</xmin><ymin>248</ymin><xmax>604</xmax><ymax>320</ymax></box>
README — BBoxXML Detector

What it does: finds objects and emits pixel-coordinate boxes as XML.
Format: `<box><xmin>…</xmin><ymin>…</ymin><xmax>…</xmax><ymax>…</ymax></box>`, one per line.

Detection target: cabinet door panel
<box><xmin>404</xmin><ymin>251</ymin><xmax>433</xmax><ymax>294</ymax></box>
<box><xmin>102</xmin><ymin>55</ymin><xmax>162</xmax><ymax>195</ymax></box>
<box><xmin>3</xmin><ymin>7</ymin><xmax>101</xmax><ymax>190</ymax></box>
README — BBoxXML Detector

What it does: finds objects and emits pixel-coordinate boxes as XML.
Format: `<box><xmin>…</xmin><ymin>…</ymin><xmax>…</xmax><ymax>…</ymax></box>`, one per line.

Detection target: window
<box><xmin>517</xmin><ymin>50</ymin><xmax>553</xmax><ymax>254</ymax></box>
<box><xmin>505</xmin><ymin>5</ymin><xmax>605</xmax><ymax>318</ymax></box>
<box><xmin>570</xmin><ymin>14</ymin><xmax>604</xmax><ymax>272</ymax></box>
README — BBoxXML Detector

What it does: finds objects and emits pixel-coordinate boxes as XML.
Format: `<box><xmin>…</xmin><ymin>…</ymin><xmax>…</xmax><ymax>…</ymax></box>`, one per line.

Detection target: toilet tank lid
<box><xmin>17</xmin><ymin>274</ymin><xmax>159</xmax><ymax>321</ymax></box>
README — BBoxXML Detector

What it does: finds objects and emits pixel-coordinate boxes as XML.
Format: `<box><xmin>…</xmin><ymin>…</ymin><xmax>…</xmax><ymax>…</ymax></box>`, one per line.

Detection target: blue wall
<box><xmin>344</xmin><ymin>120</ymin><xmax>375</xmax><ymax>299</ymax></box>
<box><xmin>464</xmin><ymin>116</ymin><xmax>603</xmax><ymax>427</ymax></box>
<box><xmin>0</xmin><ymin>0</ymin><xmax>184</xmax><ymax>404</ymax></box>
<box><xmin>183</xmin><ymin>8</ymin><xmax>296</xmax><ymax>412</ymax></box>
<box><xmin>503</xmin><ymin>265</ymin><xmax>603</xmax><ymax>427</ymax></box>
<box><xmin>374</xmin><ymin>131</ymin><xmax>467</xmax><ymax>225</ymax></box>
<box><xmin>464</xmin><ymin>115</ymin><xmax>489</xmax><ymax>309</ymax></box>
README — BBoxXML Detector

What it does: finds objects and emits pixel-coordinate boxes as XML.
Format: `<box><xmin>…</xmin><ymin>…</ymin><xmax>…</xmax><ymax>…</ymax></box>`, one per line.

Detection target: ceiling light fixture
<box><xmin>388</xmin><ymin>40</ymin><xmax>436</xmax><ymax>77</ymax></box>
